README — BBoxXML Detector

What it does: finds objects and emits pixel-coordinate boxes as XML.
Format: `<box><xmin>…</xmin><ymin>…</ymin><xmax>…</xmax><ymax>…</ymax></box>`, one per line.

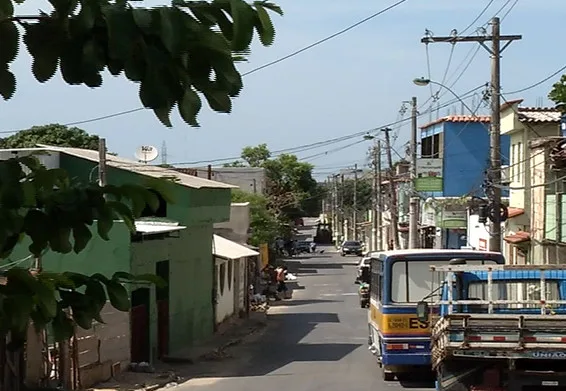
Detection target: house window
<box><xmin>517</xmin><ymin>142</ymin><xmax>523</xmax><ymax>184</ymax></box>
<box><xmin>140</xmin><ymin>189</ymin><xmax>167</xmax><ymax>217</ymax></box>
<box><xmin>511</xmin><ymin>143</ymin><xmax>516</xmax><ymax>181</ymax></box>
<box><xmin>421</xmin><ymin>133</ymin><xmax>442</xmax><ymax>158</ymax></box>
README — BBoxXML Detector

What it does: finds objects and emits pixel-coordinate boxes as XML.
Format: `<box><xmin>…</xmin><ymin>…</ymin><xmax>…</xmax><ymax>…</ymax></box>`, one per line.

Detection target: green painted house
<box><xmin>1</xmin><ymin>146</ymin><xmax>235</xmax><ymax>367</ymax></box>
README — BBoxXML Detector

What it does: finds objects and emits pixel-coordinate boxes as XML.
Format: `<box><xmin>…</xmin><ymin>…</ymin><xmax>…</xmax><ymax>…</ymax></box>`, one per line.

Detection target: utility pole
<box><xmin>332</xmin><ymin>175</ymin><xmax>338</xmax><ymax>243</ymax></box>
<box><xmin>409</xmin><ymin>96</ymin><xmax>420</xmax><ymax>249</ymax></box>
<box><xmin>382</xmin><ymin>128</ymin><xmax>400</xmax><ymax>249</ymax></box>
<box><xmin>98</xmin><ymin>138</ymin><xmax>107</xmax><ymax>187</ymax></box>
<box><xmin>421</xmin><ymin>17</ymin><xmax>521</xmax><ymax>253</ymax></box>
<box><xmin>353</xmin><ymin>163</ymin><xmax>358</xmax><ymax>241</ymax></box>
<box><xmin>372</xmin><ymin>141</ymin><xmax>383</xmax><ymax>251</ymax></box>
<box><xmin>340</xmin><ymin>174</ymin><xmax>345</xmax><ymax>241</ymax></box>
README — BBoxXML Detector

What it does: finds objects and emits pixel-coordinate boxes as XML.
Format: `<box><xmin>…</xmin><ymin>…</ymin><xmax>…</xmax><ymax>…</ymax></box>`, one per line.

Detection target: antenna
<box><xmin>161</xmin><ymin>140</ymin><xmax>168</xmax><ymax>165</ymax></box>
<box><xmin>135</xmin><ymin>145</ymin><xmax>159</xmax><ymax>164</ymax></box>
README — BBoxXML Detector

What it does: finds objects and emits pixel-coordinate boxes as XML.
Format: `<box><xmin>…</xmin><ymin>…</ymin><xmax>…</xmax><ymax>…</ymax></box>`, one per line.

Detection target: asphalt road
<box><xmin>178</xmin><ymin>244</ymin><xmax>435</xmax><ymax>391</ymax></box>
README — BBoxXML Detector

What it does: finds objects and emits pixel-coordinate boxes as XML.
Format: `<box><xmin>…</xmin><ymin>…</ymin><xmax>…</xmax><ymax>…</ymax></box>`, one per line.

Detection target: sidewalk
<box><xmin>91</xmin><ymin>311</ymin><xmax>269</xmax><ymax>391</ymax></box>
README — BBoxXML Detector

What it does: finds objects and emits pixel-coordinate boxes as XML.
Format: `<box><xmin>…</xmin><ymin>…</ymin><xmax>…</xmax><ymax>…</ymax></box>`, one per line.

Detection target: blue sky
<box><xmin>3</xmin><ymin>0</ymin><xmax>565</xmax><ymax>179</ymax></box>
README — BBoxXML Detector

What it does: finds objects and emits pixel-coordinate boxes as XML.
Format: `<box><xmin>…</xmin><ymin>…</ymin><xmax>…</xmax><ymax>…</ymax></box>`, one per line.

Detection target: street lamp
<box><xmin>412</xmin><ymin>77</ymin><xmax>478</xmax><ymax>115</ymax></box>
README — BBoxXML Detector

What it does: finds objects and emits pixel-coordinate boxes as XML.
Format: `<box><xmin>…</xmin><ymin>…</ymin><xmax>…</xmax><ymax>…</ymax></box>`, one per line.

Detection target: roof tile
<box><xmin>420</xmin><ymin>115</ymin><xmax>490</xmax><ymax>129</ymax></box>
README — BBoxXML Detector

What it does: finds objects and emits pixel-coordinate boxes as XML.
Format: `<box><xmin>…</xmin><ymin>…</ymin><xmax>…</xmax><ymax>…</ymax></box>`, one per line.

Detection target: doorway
<box><xmin>156</xmin><ymin>260</ymin><xmax>170</xmax><ymax>358</ymax></box>
<box><xmin>131</xmin><ymin>288</ymin><xmax>150</xmax><ymax>363</ymax></box>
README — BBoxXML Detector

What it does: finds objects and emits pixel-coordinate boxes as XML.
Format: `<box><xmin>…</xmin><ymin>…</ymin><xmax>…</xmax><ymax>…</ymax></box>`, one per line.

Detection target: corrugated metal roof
<box><xmin>34</xmin><ymin>145</ymin><xmax>236</xmax><ymax>189</ymax></box>
<box><xmin>212</xmin><ymin>234</ymin><xmax>259</xmax><ymax>259</ymax></box>
<box><xmin>135</xmin><ymin>221</ymin><xmax>187</xmax><ymax>235</ymax></box>
<box><xmin>420</xmin><ymin>115</ymin><xmax>491</xmax><ymax>129</ymax></box>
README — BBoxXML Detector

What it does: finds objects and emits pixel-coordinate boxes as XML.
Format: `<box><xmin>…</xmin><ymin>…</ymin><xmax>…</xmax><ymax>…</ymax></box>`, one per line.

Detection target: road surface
<box><xmin>177</xmin><ymin>244</ymin><xmax>435</xmax><ymax>390</ymax></box>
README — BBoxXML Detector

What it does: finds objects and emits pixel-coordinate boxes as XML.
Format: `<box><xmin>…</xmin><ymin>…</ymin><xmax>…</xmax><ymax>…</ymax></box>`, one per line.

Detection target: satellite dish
<box><xmin>135</xmin><ymin>145</ymin><xmax>159</xmax><ymax>163</ymax></box>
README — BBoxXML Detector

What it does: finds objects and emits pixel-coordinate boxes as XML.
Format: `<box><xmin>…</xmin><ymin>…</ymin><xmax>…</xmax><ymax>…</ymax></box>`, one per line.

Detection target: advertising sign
<box><xmin>415</xmin><ymin>158</ymin><xmax>443</xmax><ymax>192</ymax></box>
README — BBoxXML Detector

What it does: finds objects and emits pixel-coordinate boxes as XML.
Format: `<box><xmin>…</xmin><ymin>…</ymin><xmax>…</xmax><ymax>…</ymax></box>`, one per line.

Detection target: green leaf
<box><xmin>0</xmin><ymin>21</ymin><xmax>19</xmax><ymax>64</ymax></box>
<box><xmin>0</xmin><ymin>67</ymin><xmax>16</xmax><ymax>100</ymax></box>
<box><xmin>72</xmin><ymin>307</ymin><xmax>94</xmax><ymax>330</ymax></box>
<box><xmin>24</xmin><ymin>21</ymin><xmax>62</xmax><ymax>83</ymax></box>
<box><xmin>132</xmin><ymin>8</ymin><xmax>153</xmax><ymax>33</ymax></box>
<box><xmin>203</xmin><ymin>87</ymin><xmax>232</xmax><ymax>113</ymax></box>
<box><xmin>106</xmin><ymin>201</ymin><xmax>135</xmax><ymax>231</ymax></box>
<box><xmin>38</xmin><ymin>272</ymin><xmax>76</xmax><ymax>289</ymax></box>
<box><xmin>72</xmin><ymin>223</ymin><xmax>92</xmax><ymax>253</ymax></box>
<box><xmin>254</xmin><ymin>4</ymin><xmax>275</xmax><ymax>46</ymax></box>
<box><xmin>112</xmin><ymin>271</ymin><xmax>135</xmax><ymax>281</ymax></box>
<box><xmin>95</xmin><ymin>204</ymin><xmax>114</xmax><ymax>240</ymax></box>
<box><xmin>178</xmin><ymin>88</ymin><xmax>202</xmax><ymax>127</ymax></box>
<box><xmin>51</xmin><ymin>309</ymin><xmax>74</xmax><ymax>342</ymax></box>
<box><xmin>104</xmin><ymin>279</ymin><xmax>130</xmax><ymax>311</ymax></box>
<box><xmin>48</xmin><ymin>225</ymin><xmax>72</xmax><ymax>254</ymax></box>
<box><xmin>62</xmin><ymin>271</ymin><xmax>91</xmax><ymax>288</ymax></box>
<box><xmin>229</xmin><ymin>0</ymin><xmax>256</xmax><ymax>51</ymax></box>
<box><xmin>0</xmin><ymin>0</ymin><xmax>14</xmax><ymax>18</ymax></box>
<box><xmin>33</xmin><ymin>279</ymin><xmax>58</xmax><ymax>319</ymax></box>
<box><xmin>141</xmin><ymin>187</ymin><xmax>160</xmax><ymax>212</ymax></box>
<box><xmin>102</xmin><ymin>7</ymin><xmax>138</xmax><ymax>61</ymax></box>
<box><xmin>153</xmin><ymin>105</ymin><xmax>174</xmax><ymax>128</ymax></box>
<box><xmin>85</xmin><ymin>279</ymin><xmax>107</xmax><ymax>307</ymax></box>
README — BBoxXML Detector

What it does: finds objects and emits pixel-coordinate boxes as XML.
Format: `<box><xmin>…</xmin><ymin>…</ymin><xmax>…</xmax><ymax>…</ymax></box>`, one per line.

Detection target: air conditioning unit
<box><xmin>501</xmin><ymin>165</ymin><xmax>511</xmax><ymax>184</ymax></box>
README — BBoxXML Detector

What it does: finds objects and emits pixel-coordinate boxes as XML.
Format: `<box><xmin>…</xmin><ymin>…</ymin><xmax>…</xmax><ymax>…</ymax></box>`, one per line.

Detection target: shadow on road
<box><xmin>270</xmin><ymin>299</ymin><xmax>340</xmax><ymax>307</ymax></box>
<box><xmin>186</xmin><ymin>312</ymin><xmax>361</xmax><ymax>378</ymax></box>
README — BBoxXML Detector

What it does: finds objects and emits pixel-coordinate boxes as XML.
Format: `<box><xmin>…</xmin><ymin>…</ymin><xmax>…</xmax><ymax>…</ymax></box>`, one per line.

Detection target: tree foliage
<box><xmin>0</xmin><ymin>124</ymin><xmax>99</xmax><ymax>150</ymax></box>
<box><xmin>0</xmin><ymin>0</ymin><xmax>283</xmax><ymax>126</ymax></box>
<box><xmin>341</xmin><ymin>177</ymin><xmax>373</xmax><ymax>212</ymax></box>
<box><xmin>228</xmin><ymin>144</ymin><xmax>322</xmax><ymax>218</ymax></box>
<box><xmin>549</xmin><ymin>74</ymin><xmax>566</xmax><ymax>111</ymax></box>
<box><xmin>0</xmin><ymin>154</ymin><xmax>166</xmax><ymax>344</ymax></box>
<box><xmin>231</xmin><ymin>189</ymin><xmax>280</xmax><ymax>246</ymax></box>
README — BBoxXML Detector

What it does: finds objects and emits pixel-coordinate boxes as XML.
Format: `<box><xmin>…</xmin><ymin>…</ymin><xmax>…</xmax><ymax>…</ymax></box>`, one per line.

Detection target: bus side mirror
<box><xmin>416</xmin><ymin>301</ymin><xmax>429</xmax><ymax>323</ymax></box>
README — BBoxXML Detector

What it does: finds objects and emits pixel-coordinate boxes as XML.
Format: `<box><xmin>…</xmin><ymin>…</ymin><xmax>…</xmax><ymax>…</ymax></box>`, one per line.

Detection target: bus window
<box><xmin>391</xmin><ymin>258</ymin><xmax>501</xmax><ymax>303</ymax></box>
<box><xmin>370</xmin><ymin>259</ymin><xmax>382</xmax><ymax>301</ymax></box>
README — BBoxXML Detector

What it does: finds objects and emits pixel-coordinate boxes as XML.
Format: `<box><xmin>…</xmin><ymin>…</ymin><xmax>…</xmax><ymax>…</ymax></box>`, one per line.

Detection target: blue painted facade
<box><xmin>420</xmin><ymin>120</ymin><xmax>510</xmax><ymax>198</ymax></box>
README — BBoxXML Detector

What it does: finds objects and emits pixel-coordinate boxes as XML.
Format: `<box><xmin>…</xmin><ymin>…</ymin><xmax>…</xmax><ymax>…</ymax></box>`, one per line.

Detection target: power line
<box><xmin>242</xmin><ymin>0</ymin><xmax>409</xmax><ymax>77</ymax></box>
<box><xmin>458</xmin><ymin>0</ymin><xmax>496</xmax><ymax>36</ymax></box>
<box><xmin>0</xmin><ymin>0</ymin><xmax>409</xmax><ymax>135</ymax></box>
<box><xmin>504</xmin><ymin>63</ymin><xmax>566</xmax><ymax>95</ymax></box>
<box><xmin>168</xmin><ymin>85</ymin><xmax>485</xmax><ymax>166</ymax></box>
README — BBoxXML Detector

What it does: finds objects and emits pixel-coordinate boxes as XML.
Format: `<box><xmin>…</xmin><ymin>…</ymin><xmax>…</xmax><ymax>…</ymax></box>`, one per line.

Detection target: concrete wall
<box><xmin>192</xmin><ymin>167</ymin><xmax>266</xmax><ymax>195</ymax></box>
<box><xmin>131</xmin><ymin>225</ymin><xmax>215</xmax><ymax>357</ymax></box>
<box><xmin>213</xmin><ymin>203</ymin><xmax>251</xmax><ymax>243</ymax></box>
<box><xmin>214</xmin><ymin>256</ymin><xmax>235</xmax><ymax>324</ymax></box>
<box><xmin>442</xmin><ymin>121</ymin><xmax>510</xmax><ymax>197</ymax></box>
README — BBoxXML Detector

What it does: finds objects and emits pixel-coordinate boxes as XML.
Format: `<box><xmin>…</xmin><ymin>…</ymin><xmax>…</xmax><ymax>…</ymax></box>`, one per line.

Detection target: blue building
<box><xmin>418</xmin><ymin>115</ymin><xmax>510</xmax><ymax>249</ymax></box>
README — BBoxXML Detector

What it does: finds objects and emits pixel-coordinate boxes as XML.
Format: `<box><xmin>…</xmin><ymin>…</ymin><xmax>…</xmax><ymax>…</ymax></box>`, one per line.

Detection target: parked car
<box><xmin>340</xmin><ymin>240</ymin><xmax>363</xmax><ymax>256</ymax></box>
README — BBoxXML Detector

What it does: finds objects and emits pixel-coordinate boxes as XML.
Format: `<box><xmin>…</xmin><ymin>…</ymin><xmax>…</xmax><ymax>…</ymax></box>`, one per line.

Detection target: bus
<box><xmin>367</xmin><ymin>249</ymin><xmax>506</xmax><ymax>381</ymax></box>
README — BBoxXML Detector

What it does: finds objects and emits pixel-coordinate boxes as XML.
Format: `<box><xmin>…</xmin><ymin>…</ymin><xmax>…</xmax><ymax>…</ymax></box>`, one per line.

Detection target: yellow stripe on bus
<box><xmin>370</xmin><ymin>303</ymin><xmax>430</xmax><ymax>335</ymax></box>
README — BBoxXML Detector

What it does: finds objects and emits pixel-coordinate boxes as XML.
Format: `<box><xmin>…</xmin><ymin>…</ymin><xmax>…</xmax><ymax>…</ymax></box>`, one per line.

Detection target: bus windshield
<box><xmin>390</xmin><ymin>259</ymin><xmax>499</xmax><ymax>304</ymax></box>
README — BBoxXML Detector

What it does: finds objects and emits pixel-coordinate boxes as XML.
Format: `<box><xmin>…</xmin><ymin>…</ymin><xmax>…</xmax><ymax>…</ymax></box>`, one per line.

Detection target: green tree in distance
<box><xmin>227</xmin><ymin>144</ymin><xmax>322</xmax><ymax>218</ymax></box>
<box><xmin>0</xmin><ymin>0</ymin><xmax>282</xmax><ymax>344</ymax></box>
<box><xmin>549</xmin><ymin>74</ymin><xmax>566</xmax><ymax>110</ymax></box>
<box><xmin>0</xmin><ymin>124</ymin><xmax>99</xmax><ymax>149</ymax></box>
<box><xmin>0</xmin><ymin>0</ymin><xmax>283</xmax><ymax>127</ymax></box>
<box><xmin>231</xmin><ymin>189</ymin><xmax>280</xmax><ymax>246</ymax></box>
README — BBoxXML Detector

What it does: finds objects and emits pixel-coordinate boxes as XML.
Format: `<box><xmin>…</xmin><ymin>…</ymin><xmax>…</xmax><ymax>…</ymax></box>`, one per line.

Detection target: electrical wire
<box><xmin>166</xmin><ymin>85</ymin><xmax>486</xmax><ymax>166</ymax></box>
<box><xmin>0</xmin><ymin>0</ymin><xmax>411</xmax><ymax>134</ymax></box>
<box><xmin>504</xmin><ymin>63</ymin><xmax>566</xmax><ymax>95</ymax></box>
<box><xmin>501</xmin><ymin>0</ymin><xmax>519</xmax><ymax>21</ymax></box>
<box><xmin>457</xmin><ymin>0</ymin><xmax>496</xmax><ymax>36</ymax></box>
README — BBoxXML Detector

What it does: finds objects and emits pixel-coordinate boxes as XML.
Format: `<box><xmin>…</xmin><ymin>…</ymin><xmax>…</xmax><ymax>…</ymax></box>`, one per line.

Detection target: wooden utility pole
<box><xmin>98</xmin><ymin>138</ymin><xmax>107</xmax><ymax>187</ymax></box>
<box><xmin>340</xmin><ymin>174</ymin><xmax>345</xmax><ymax>241</ymax></box>
<box><xmin>382</xmin><ymin>128</ymin><xmax>400</xmax><ymax>249</ymax></box>
<box><xmin>409</xmin><ymin>96</ymin><xmax>420</xmax><ymax>249</ymax></box>
<box><xmin>422</xmin><ymin>17</ymin><xmax>521</xmax><ymax>253</ymax></box>
<box><xmin>353</xmin><ymin>163</ymin><xmax>358</xmax><ymax>241</ymax></box>
<box><xmin>372</xmin><ymin>141</ymin><xmax>383</xmax><ymax>251</ymax></box>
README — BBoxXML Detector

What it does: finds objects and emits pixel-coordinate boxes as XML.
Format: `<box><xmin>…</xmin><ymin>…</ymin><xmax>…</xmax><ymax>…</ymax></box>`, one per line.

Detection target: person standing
<box><xmin>275</xmin><ymin>265</ymin><xmax>288</xmax><ymax>295</ymax></box>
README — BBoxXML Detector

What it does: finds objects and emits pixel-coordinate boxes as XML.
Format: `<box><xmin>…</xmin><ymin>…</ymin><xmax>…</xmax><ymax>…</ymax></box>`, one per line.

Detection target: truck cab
<box><xmin>417</xmin><ymin>263</ymin><xmax>566</xmax><ymax>391</ymax></box>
